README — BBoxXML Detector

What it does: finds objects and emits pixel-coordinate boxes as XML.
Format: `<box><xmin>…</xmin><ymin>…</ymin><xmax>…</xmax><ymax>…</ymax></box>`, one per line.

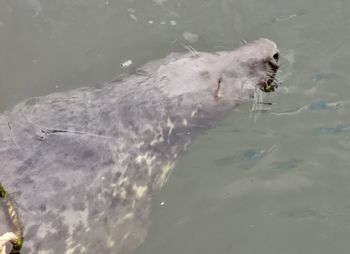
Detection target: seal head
<box><xmin>154</xmin><ymin>38</ymin><xmax>279</xmax><ymax>121</ymax></box>
<box><xmin>236</xmin><ymin>38</ymin><xmax>280</xmax><ymax>93</ymax></box>
<box><xmin>213</xmin><ymin>38</ymin><xmax>280</xmax><ymax>103</ymax></box>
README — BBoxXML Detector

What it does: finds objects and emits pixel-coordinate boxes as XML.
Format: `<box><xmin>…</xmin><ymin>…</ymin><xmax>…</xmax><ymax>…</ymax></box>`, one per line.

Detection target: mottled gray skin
<box><xmin>0</xmin><ymin>38</ymin><xmax>279</xmax><ymax>254</ymax></box>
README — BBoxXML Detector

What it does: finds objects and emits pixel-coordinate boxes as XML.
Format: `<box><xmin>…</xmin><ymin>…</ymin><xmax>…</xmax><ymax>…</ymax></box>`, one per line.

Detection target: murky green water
<box><xmin>2</xmin><ymin>0</ymin><xmax>350</xmax><ymax>253</ymax></box>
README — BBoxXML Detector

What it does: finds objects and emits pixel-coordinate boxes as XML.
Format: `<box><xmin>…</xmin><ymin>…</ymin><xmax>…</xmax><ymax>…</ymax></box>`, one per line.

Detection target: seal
<box><xmin>0</xmin><ymin>38</ymin><xmax>279</xmax><ymax>254</ymax></box>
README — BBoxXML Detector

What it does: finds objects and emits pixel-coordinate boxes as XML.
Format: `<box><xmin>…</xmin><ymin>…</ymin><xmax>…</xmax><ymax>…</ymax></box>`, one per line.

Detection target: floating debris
<box><xmin>121</xmin><ymin>60</ymin><xmax>133</xmax><ymax>68</ymax></box>
<box><xmin>0</xmin><ymin>232</ymin><xmax>18</xmax><ymax>254</ymax></box>
<box><xmin>129</xmin><ymin>14</ymin><xmax>138</xmax><ymax>22</ymax></box>
<box><xmin>169</xmin><ymin>20</ymin><xmax>177</xmax><ymax>26</ymax></box>
<box><xmin>0</xmin><ymin>182</ymin><xmax>24</xmax><ymax>254</ymax></box>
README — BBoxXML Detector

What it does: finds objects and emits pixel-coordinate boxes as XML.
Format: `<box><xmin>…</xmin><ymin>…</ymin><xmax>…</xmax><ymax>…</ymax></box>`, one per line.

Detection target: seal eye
<box><xmin>273</xmin><ymin>52</ymin><xmax>279</xmax><ymax>61</ymax></box>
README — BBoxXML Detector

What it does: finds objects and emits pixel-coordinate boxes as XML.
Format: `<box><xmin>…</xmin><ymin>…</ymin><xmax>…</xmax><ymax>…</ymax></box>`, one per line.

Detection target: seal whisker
<box><xmin>251</xmin><ymin>88</ymin><xmax>265</xmax><ymax>122</ymax></box>
<box><xmin>182</xmin><ymin>43</ymin><xmax>198</xmax><ymax>56</ymax></box>
<box><xmin>37</xmin><ymin>127</ymin><xmax>119</xmax><ymax>141</ymax></box>
<box><xmin>240</xmin><ymin>39</ymin><xmax>248</xmax><ymax>45</ymax></box>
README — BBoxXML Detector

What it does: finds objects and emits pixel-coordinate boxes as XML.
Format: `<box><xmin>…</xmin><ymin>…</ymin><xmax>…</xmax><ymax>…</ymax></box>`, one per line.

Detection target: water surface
<box><xmin>1</xmin><ymin>0</ymin><xmax>350</xmax><ymax>253</ymax></box>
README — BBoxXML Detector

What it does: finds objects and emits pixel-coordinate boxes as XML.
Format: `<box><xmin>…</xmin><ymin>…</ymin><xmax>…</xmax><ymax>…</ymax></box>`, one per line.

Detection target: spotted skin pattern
<box><xmin>0</xmin><ymin>38</ymin><xmax>279</xmax><ymax>254</ymax></box>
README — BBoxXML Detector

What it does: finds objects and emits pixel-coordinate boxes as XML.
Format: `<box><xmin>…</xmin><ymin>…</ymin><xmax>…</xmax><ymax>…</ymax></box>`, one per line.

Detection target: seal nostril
<box><xmin>268</xmin><ymin>61</ymin><xmax>279</xmax><ymax>71</ymax></box>
<box><xmin>273</xmin><ymin>52</ymin><xmax>279</xmax><ymax>61</ymax></box>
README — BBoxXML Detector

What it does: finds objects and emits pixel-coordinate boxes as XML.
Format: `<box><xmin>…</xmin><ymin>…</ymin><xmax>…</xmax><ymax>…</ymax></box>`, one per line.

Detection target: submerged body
<box><xmin>0</xmin><ymin>39</ymin><xmax>279</xmax><ymax>253</ymax></box>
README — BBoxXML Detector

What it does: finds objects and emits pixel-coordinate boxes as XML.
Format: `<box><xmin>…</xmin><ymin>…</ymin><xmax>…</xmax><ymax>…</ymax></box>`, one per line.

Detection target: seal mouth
<box><xmin>259</xmin><ymin>60</ymin><xmax>279</xmax><ymax>93</ymax></box>
<box><xmin>259</xmin><ymin>78</ymin><xmax>278</xmax><ymax>93</ymax></box>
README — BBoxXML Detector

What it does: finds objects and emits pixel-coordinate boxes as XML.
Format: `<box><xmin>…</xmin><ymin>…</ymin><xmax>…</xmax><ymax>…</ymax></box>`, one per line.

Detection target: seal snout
<box><xmin>235</xmin><ymin>38</ymin><xmax>280</xmax><ymax>93</ymax></box>
<box><xmin>259</xmin><ymin>49</ymin><xmax>280</xmax><ymax>93</ymax></box>
<box><xmin>269</xmin><ymin>51</ymin><xmax>280</xmax><ymax>70</ymax></box>
<box><xmin>268</xmin><ymin>59</ymin><xmax>279</xmax><ymax>71</ymax></box>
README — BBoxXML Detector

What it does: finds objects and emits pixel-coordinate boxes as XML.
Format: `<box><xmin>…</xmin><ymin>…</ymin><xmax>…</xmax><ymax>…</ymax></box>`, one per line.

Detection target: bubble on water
<box><xmin>182</xmin><ymin>32</ymin><xmax>199</xmax><ymax>43</ymax></box>
<box><xmin>304</xmin><ymin>87</ymin><xmax>317</xmax><ymax>97</ymax></box>
<box><xmin>27</xmin><ymin>0</ymin><xmax>42</xmax><ymax>17</ymax></box>
<box><xmin>153</xmin><ymin>0</ymin><xmax>167</xmax><ymax>5</ymax></box>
